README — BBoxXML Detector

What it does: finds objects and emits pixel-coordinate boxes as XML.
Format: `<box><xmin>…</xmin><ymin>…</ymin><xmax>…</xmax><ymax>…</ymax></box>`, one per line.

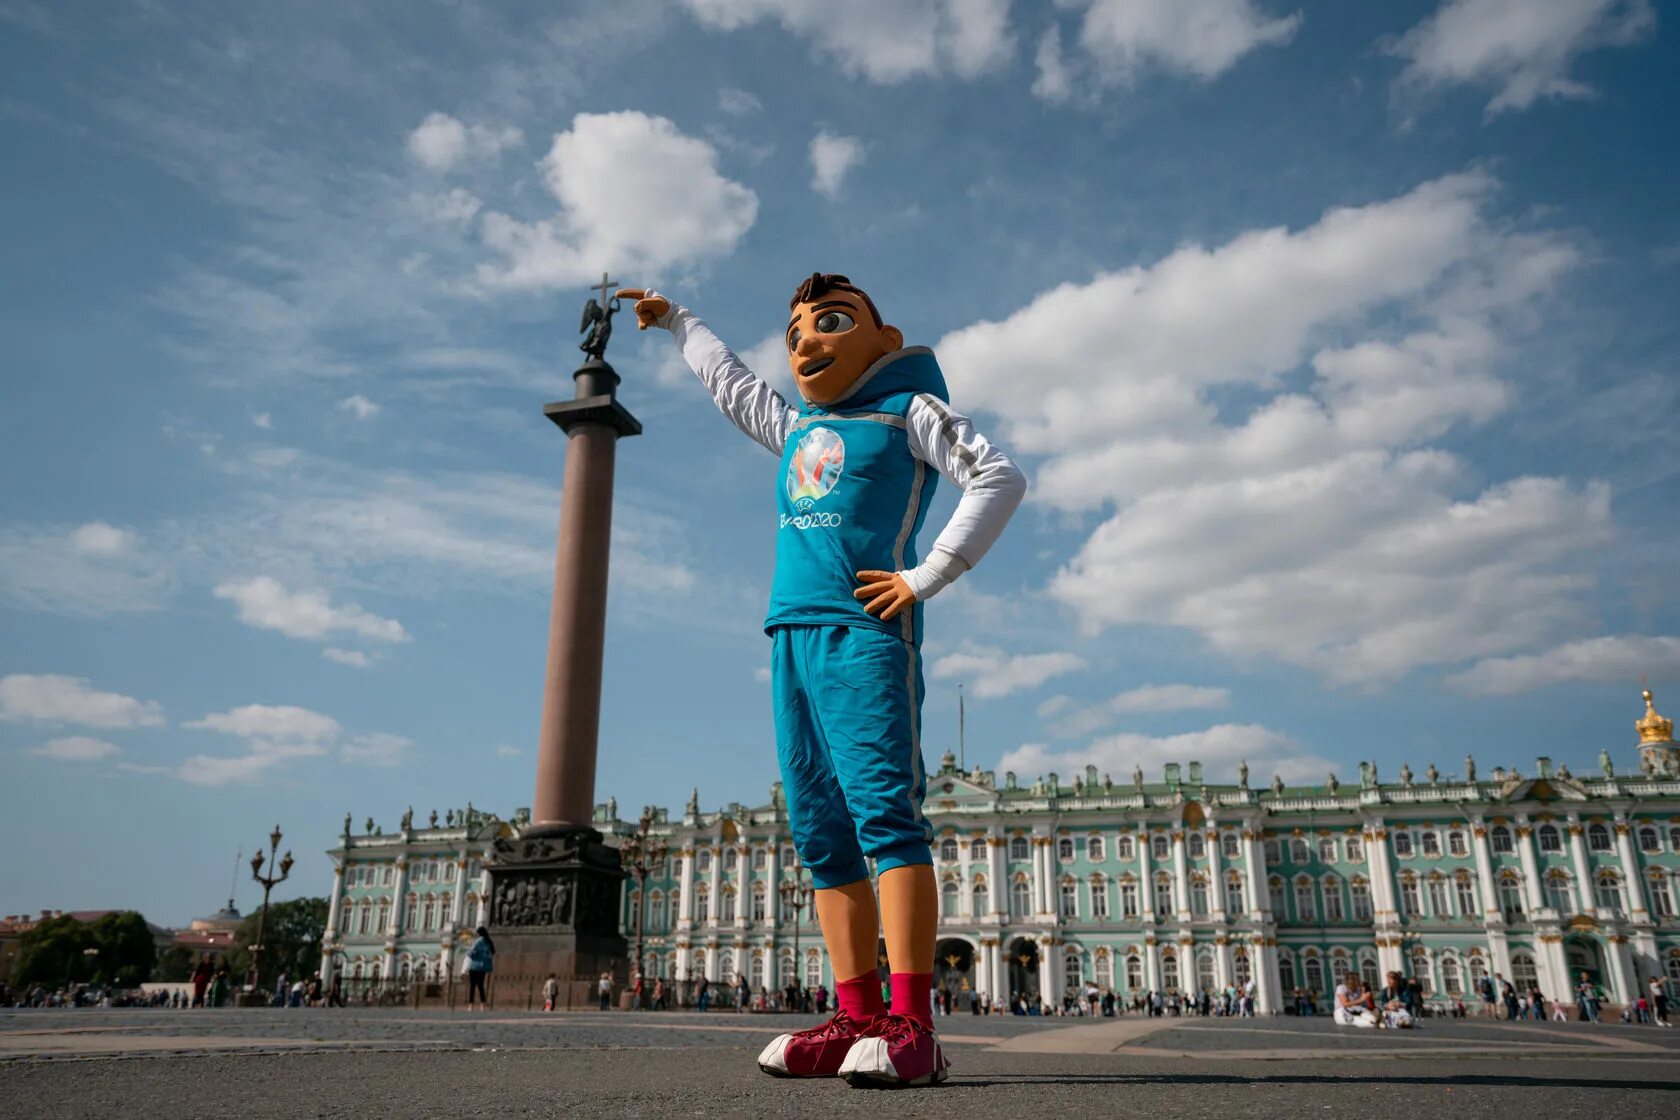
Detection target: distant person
<box><xmin>695</xmin><ymin>973</ymin><xmax>710</xmax><ymax>1011</ymax></box>
<box><xmin>191</xmin><ymin>957</ymin><xmax>211</xmax><ymax>1008</ymax></box>
<box><xmin>543</xmin><ymin>973</ymin><xmax>559</xmax><ymax>1012</ymax></box>
<box><xmin>1650</xmin><ymin>976</ymin><xmax>1672</xmax><ymax>1027</ymax></box>
<box><xmin>1333</xmin><ymin>975</ymin><xmax>1377</xmax><ymax>1028</ymax></box>
<box><xmin>599</xmin><ymin>971</ymin><xmax>614</xmax><ymax>1011</ymax></box>
<box><xmin>466</xmin><ymin>927</ymin><xmax>495</xmax><ymax>1012</ymax></box>
<box><xmin>1575</xmin><ymin>973</ymin><xmax>1600</xmax><ymax>1023</ymax></box>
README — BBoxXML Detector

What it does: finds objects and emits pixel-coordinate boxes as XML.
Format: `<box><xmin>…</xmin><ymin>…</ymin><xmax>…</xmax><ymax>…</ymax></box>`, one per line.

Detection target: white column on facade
<box><xmin>675</xmin><ymin>943</ymin><xmax>692</xmax><ymax>982</ymax></box>
<box><xmin>1145</xmin><ymin>938</ymin><xmax>1162</xmax><ymax>992</ymax></box>
<box><xmin>988</xmin><ymin>830</ymin><xmax>1006</xmax><ymax>918</ymax></box>
<box><xmin>1138</xmin><ymin>827</ymin><xmax>1155</xmax><ymax>918</ymax></box>
<box><xmin>1172</xmin><ymin>829</ymin><xmax>1192</xmax><ymax>922</ymax></box>
<box><xmin>1567</xmin><ymin>821</ymin><xmax>1594</xmax><ymax>913</ymax></box>
<box><xmin>707</xmin><ymin>842</ymin><xmax>722</xmax><ymax>930</ymax></box>
<box><xmin>1253</xmin><ymin>939</ymin><xmax>1278</xmax><ymax>1013</ymax></box>
<box><xmin>1538</xmin><ymin>936</ymin><xmax>1569</xmax><ymax>1002</ymax></box>
<box><xmin>1038</xmin><ymin>936</ymin><xmax>1057</xmax><ymax>1006</ymax></box>
<box><xmin>1206</xmin><ymin>824</ymin><xmax>1226</xmax><ymax>923</ymax></box>
<box><xmin>677</xmin><ymin>846</ymin><xmax>696</xmax><ymax>928</ymax></box>
<box><xmin>1470</xmin><ymin>822</ymin><xmax>1500</xmax><ymax>921</ymax></box>
<box><xmin>734</xmin><ymin>845</ymin><xmax>750</xmax><ymax>930</ymax></box>
<box><xmin>449</xmin><ymin>853</ymin><xmax>469</xmax><ymax>929</ymax></box>
<box><xmin>1215</xmin><ymin>939</ymin><xmax>1233</xmax><ymax>990</ymax></box>
<box><xmin>1035</xmin><ymin>835</ymin><xmax>1052</xmax><ymax>917</ymax></box>
<box><xmin>1605</xmin><ymin>935</ymin><xmax>1634</xmax><ymax>1003</ymax></box>
<box><xmin>1365</xmin><ymin>826</ymin><xmax>1398</xmax><ymax>918</ymax></box>
<box><xmin>1613</xmin><ymin>820</ymin><xmax>1649</xmax><ymax>920</ymax></box>
<box><xmin>1515</xmin><ymin>819</ymin><xmax>1544</xmax><ymax>912</ymax></box>
<box><xmin>325</xmin><ymin>860</ymin><xmax>346</xmax><ymax>939</ymax></box>
<box><xmin>765</xmin><ymin>842</ymin><xmax>779</xmax><ymax>932</ymax></box>
<box><xmin>1242</xmin><ymin>830</ymin><xmax>1265</xmax><ymax>917</ymax></box>
<box><xmin>387</xmin><ymin>857</ymin><xmax>409</xmax><ymax>938</ymax></box>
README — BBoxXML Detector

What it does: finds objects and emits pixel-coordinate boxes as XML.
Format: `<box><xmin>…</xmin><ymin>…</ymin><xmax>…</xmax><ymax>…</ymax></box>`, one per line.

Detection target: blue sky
<box><xmin>2</xmin><ymin>0</ymin><xmax>1677</xmax><ymax>926</ymax></box>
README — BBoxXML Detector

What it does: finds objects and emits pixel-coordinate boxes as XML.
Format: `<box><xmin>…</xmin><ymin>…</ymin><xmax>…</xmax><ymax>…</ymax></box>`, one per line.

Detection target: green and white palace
<box><xmin>322</xmin><ymin>689</ymin><xmax>1680</xmax><ymax>1012</ymax></box>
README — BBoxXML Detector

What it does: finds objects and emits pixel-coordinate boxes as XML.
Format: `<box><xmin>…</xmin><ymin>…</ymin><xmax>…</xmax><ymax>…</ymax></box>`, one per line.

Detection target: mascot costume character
<box><xmin>619</xmin><ymin>275</ymin><xmax>1025</xmax><ymax>1087</ymax></box>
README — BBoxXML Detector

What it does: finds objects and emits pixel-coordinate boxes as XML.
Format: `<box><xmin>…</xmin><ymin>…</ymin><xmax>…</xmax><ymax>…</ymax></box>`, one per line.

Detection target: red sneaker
<box><xmin>838</xmin><ymin>1013</ymin><xmax>950</xmax><ymax>1088</ymax></box>
<box><xmin>757</xmin><ymin>1010</ymin><xmax>870</xmax><ymax>1078</ymax></box>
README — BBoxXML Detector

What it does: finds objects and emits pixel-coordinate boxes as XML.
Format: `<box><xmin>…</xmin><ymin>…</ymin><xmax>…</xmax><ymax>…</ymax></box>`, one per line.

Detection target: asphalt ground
<box><xmin>1</xmin><ymin>1009</ymin><xmax>1674</xmax><ymax>1119</ymax></box>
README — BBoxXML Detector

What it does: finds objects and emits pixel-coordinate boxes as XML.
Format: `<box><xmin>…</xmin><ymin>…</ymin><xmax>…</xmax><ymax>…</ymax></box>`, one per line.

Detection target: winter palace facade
<box><xmin>321</xmin><ymin>690</ymin><xmax>1680</xmax><ymax>1011</ymax></box>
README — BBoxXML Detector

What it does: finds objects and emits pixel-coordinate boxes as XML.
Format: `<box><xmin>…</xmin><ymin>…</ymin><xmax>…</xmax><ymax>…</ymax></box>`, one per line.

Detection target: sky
<box><xmin>1</xmin><ymin>0</ymin><xmax>1677</xmax><ymax>927</ymax></box>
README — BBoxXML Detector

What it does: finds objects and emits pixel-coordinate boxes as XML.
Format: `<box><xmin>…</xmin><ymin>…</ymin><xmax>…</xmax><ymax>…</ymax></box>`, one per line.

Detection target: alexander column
<box><xmin>486</xmin><ymin>272</ymin><xmax>638</xmax><ymax>1009</ymax></box>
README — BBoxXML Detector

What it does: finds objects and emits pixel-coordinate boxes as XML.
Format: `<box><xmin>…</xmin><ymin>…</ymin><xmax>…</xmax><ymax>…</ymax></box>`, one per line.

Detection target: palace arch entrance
<box><xmin>1007</xmin><ymin>937</ymin><xmax>1040</xmax><ymax>1003</ymax></box>
<box><xmin>935</xmin><ymin>938</ymin><xmax>975</xmax><ymax>997</ymax></box>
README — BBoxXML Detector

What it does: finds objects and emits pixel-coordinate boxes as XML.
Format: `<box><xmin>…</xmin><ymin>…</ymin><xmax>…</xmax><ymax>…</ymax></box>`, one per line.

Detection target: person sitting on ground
<box><xmin>1380</xmin><ymin>972</ymin><xmax>1414</xmax><ymax>1029</ymax></box>
<box><xmin>1334</xmin><ymin>975</ymin><xmax>1378</xmax><ymax>1028</ymax></box>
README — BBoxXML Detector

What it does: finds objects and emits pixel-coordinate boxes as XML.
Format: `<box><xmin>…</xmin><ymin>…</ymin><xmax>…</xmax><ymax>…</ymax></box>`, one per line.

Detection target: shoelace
<box><xmin>872</xmin><ymin>1014</ymin><xmax>929</xmax><ymax>1047</ymax></box>
<box><xmin>793</xmin><ymin>1010</ymin><xmax>858</xmax><ymax>1040</ymax></box>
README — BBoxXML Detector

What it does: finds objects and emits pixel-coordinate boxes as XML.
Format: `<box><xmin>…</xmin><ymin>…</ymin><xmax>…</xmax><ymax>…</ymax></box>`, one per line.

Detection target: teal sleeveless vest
<box><xmin>766</xmin><ymin>347</ymin><xmax>949</xmax><ymax>646</ymax></box>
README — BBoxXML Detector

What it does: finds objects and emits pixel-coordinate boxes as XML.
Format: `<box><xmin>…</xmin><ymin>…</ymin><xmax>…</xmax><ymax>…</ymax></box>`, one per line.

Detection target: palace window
<box><xmin>1278</xmin><ymin>955</ymin><xmax>1296</xmax><ymax>995</ymax></box>
<box><xmin>1498</xmin><ymin>876</ymin><xmax>1524</xmax><ymax>920</ymax></box>
<box><xmin>695</xmin><ymin>884</ymin><xmax>710</xmax><ymax>924</ymax></box>
<box><xmin>1091</xmin><ymin>879</ymin><xmax>1110</xmax><ymax>919</ymax></box>
<box><xmin>940</xmin><ymin>838</ymin><xmax>959</xmax><ymax>863</ymax></box>
<box><xmin>942</xmin><ymin>879</ymin><xmax>960</xmax><ymax>919</ymax></box>
<box><xmin>1587</xmin><ymin>823</ymin><xmax>1612</xmax><ymax>852</ymax></box>
<box><xmin>1064</xmin><ymin>950</ymin><xmax>1083</xmax><ymax>992</ymax></box>
<box><xmin>1152</xmin><ymin>834</ymin><xmax>1171</xmax><ymax>861</ymax></box>
<box><xmin>1009</xmin><ymin>837</ymin><xmax>1030</xmax><ymax>861</ymax></box>
<box><xmin>750</xmin><ymin>952</ymin><xmax>765</xmax><ymax>989</ymax></box>
<box><xmin>1544</xmin><ymin>871</ymin><xmax>1573</xmax><ymax>913</ymax></box>
<box><xmin>1290</xmin><ymin>837</ymin><xmax>1311</xmax><ymax>864</ymax></box>
<box><xmin>1125</xmin><ymin>953</ymin><xmax>1145</xmax><ymax>992</ymax></box>
<box><xmin>1303</xmin><ymin>955</ymin><xmax>1325</xmax><ymax>996</ymax></box>
<box><xmin>1346</xmin><ymin>836</ymin><xmax>1364</xmax><ymax>862</ymax></box>
<box><xmin>1394</xmin><ymin>831</ymin><xmax>1415</xmax><ymax>858</ymax></box>
<box><xmin>1153</xmin><ymin>874</ymin><xmax>1174</xmax><ymax>917</ymax></box>
<box><xmin>1490</xmin><ymin>826</ymin><xmax>1513</xmax><ymax>854</ymax></box>
<box><xmin>427</xmin><ymin>861</ymin><xmax>439</xmax><ymax>882</ymax></box>
<box><xmin>1468</xmin><ymin>954</ymin><xmax>1487</xmax><ymax>989</ymax></box>
<box><xmin>720</xmin><ymin>949</ymin><xmax>735</xmax><ymax>985</ymax></box>
<box><xmin>971</xmin><ymin>838</ymin><xmax>988</xmax><ymax>859</ymax></box>
<box><xmin>806</xmin><ymin>951</ymin><xmax>823</xmax><ymax>989</ymax></box>
<box><xmin>1268</xmin><ymin>876</ymin><xmax>1287</xmax><ymax>915</ymax></box>
<box><xmin>751</xmin><ymin>883</ymin><xmax>766</xmax><ymax>922</ymax></box>
<box><xmin>445</xmin><ymin>861</ymin><xmax>456</xmax><ymax>881</ymax></box>
<box><xmin>1222</xmin><ymin>832</ymin><xmax>1241</xmax><ymax>859</ymax></box>
<box><xmin>1225</xmin><ymin>873</ymin><xmax>1246</xmax><ymax>915</ymax></box>
<box><xmin>1161</xmin><ymin>952</ymin><xmax>1180</xmax><ymax>992</ymax></box>
<box><xmin>1538</xmin><ymin>824</ymin><xmax>1562</xmax><ymax>852</ymax></box>
<box><xmin>1511</xmin><ymin>952</ymin><xmax>1538</xmax><ymax>992</ymax></box>
<box><xmin>1448</xmin><ymin>831</ymin><xmax>1468</xmax><ymax>857</ymax></box>
<box><xmin>1190</xmin><ymin>877</ymin><xmax>1209</xmax><ymax>916</ymax></box>
<box><xmin>1264</xmin><ymin>839</ymin><xmax>1282</xmax><ymax>866</ymax></box>
<box><xmin>719</xmin><ymin>886</ymin><xmax>737</xmax><ymax>922</ymax></box>
<box><xmin>972</xmin><ymin>876</ymin><xmax>990</xmax><ymax>915</ymax></box>
<box><xmin>383</xmin><ymin>867</ymin><xmax>393</xmax><ymax>886</ymax></box>
<box><xmin>1647</xmin><ymin>872</ymin><xmax>1673</xmax><ymax>918</ymax></box>
<box><xmin>1330</xmin><ymin>951</ymin><xmax>1351</xmax><ymax>987</ymax></box>
<box><xmin>1400</xmin><ymin>874</ymin><xmax>1421</xmax><ymax>918</ymax></box>
<box><xmin>1411</xmin><ymin>952</ymin><xmax>1432</xmax><ymax>996</ymax></box>
<box><xmin>1094</xmin><ymin>951</ymin><xmax>1113</xmax><ymax>989</ymax></box>
<box><xmin>1120</xmin><ymin>880</ymin><xmax>1139</xmax><ymax>918</ymax></box>
<box><xmin>1197</xmin><ymin>951</ymin><xmax>1217</xmax><ymax>993</ymax></box>
<box><xmin>782</xmin><ymin>846</ymin><xmax>797</xmax><ymax>869</ymax></box>
<box><xmin>1010</xmin><ymin>878</ymin><xmax>1032</xmax><ymax>917</ymax></box>
<box><xmin>724</xmin><ymin>849</ymin><xmax>738</xmax><ymax>872</ymax></box>
<box><xmin>1670</xmin><ymin>826</ymin><xmax>1680</xmax><ymax>852</ymax></box>
<box><xmin>1234</xmin><ymin>949</ymin><xmax>1252</xmax><ymax>986</ymax></box>
<box><xmin>753</xmin><ymin>848</ymin><xmax>766</xmax><ymax>871</ymax></box>
<box><xmin>1087</xmin><ymin>836</ymin><xmax>1105</xmax><ymax>862</ymax></box>
<box><xmin>1427</xmin><ymin>875</ymin><xmax>1450</xmax><ymax>917</ymax></box>
<box><xmin>1638</xmin><ymin>826</ymin><xmax>1661</xmax><ymax>854</ymax></box>
<box><xmin>1441</xmin><ymin>956</ymin><xmax>1463</xmax><ymax>996</ymax></box>
<box><xmin>351</xmin><ymin>901</ymin><xmax>366</xmax><ymax>933</ymax></box>
<box><xmin>1294</xmin><ymin>878</ymin><xmax>1316</xmax><ymax>922</ymax></box>
<box><xmin>1420</xmin><ymin>831</ymin><xmax>1442</xmax><ymax>858</ymax></box>
<box><xmin>1360</xmin><ymin>955</ymin><xmax>1380</xmax><ymax>991</ymax></box>
<box><xmin>1323</xmin><ymin>878</ymin><xmax>1344</xmax><ymax>922</ymax></box>
<box><xmin>697</xmin><ymin>850</ymin><xmax>712</xmax><ymax>874</ymax></box>
<box><xmin>1350</xmin><ymin>879</ymin><xmax>1372</xmax><ymax>922</ymax></box>
<box><xmin>1116</xmin><ymin>834</ymin><xmax>1136</xmax><ymax>861</ymax></box>
<box><xmin>1669</xmin><ymin>954</ymin><xmax>1680</xmax><ymax>984</ymax></box>
<box><xmin>1594</xmin><ymin>872</ymin><xmax>1624</xmax><ymax>915</ymax></box>
<box><xmin>1454</xmin><ymin>871</ymin><xmax>1476</xmax><ymax>916</ymax></box>
<box><xmin>1318</xmin><ymin>838</ymin><xmax>1338</xmax><ymax>864</ymax></box>
<box><xmin>1058</xmin><ymin>837</ymin><xmax>1075</xmax><ymax>862</ymax></box>
<box><xmin>1188</xmin><ymin>832</ymin><xmax>1206</xmax><ymax>860</ymax></box>
<box><xmin>627</xmin><ymin>890</ymin><xmax>640</xmax><ymax>930</ymax></box>
<box><xmin>376</xmin><ymin>899</ymin><xmax>390</xmax><ymax>930</ymax></box>
<box><xmin>649</xmin><ymin>892</ymin><xmax>666</xmax><ymax>930</ymax></box>
<box><xmin>422</xmin><ymin>896</ymin><xmax>436</xmax><ymax>931</ymax></box>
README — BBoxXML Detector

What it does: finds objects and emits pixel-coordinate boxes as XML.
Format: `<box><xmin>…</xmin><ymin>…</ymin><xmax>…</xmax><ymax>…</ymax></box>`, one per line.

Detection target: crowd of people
<box><xmin>1330</xmin><ymin>969</ymin><xmax>1675</xmax><ymax>1028</ymax></box>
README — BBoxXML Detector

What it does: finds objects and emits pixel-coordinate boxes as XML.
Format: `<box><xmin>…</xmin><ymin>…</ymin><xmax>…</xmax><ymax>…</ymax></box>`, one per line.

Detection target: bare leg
<box><xmin>878</xmin><ymin>864</ymin><xmax>936</xmax><ymax>974</ymax></box>
<box><xmin>813</xmin><ymin>878</ymin><xmax>881</xmax><ymax>982</ymax></box>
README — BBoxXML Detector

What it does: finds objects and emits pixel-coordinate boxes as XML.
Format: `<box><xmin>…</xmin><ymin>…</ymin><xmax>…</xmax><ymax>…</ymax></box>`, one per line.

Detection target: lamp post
<box><xmin>617</xmin><ymin>808</ymin><xmax>668</xmax><ymax>1009</ymax></box>
<box><xmin>248</xmin><ymin>824</ymin><xmax>294</xmax><ymax>994</ymax></box>
<box><xmin>778</xmin><ymin>872</ymin><xmax>812</xmax><ymax>1009</ymax></box>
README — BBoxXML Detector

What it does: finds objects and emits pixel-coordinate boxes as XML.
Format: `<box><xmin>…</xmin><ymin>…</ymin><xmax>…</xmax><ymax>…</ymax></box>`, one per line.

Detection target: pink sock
<box><xmin>891</xmin><ymin>972</ymin><xmax>934</xmax><ymax>1028</ymax></box>
<box><xmin>835</xmin><ymin>972</ymin><xmax>885</xmax><ymax>1022</ymax></box>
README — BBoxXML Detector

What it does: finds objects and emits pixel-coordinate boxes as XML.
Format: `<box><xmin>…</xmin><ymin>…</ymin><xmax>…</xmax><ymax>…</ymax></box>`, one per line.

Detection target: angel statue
<box><xmin>579</xmin><ymin>274</ymin><xmax>621</xmax><ymax>361</ymax></box>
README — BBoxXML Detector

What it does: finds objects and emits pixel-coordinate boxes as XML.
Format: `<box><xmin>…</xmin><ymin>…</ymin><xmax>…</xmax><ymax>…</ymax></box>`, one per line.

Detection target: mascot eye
<box><xmin>787</xmin><ymin>328</ymin><xmax>801</xmax><ymax>352</ymax></box>
<box><xmin>816</xmin><ymin>311</ymin><xmax>855</xmax><ymax>334</ymax></box>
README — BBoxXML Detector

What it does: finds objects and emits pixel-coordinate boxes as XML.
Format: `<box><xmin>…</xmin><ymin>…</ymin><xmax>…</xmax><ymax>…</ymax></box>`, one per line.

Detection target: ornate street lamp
<box><xmin>778</xmin><ymin>871</ymin><xmax>812</xmax><ymax>1008</ymax></box>
<box><xmin>618</xmin><ymin>808</ymin><xmax>668</xmax><ymax>1008</ymax></box>
<box><xmin>248</xmin><ymin>824</ymin><xmax>294</xmax><ymax>993</ymax></box>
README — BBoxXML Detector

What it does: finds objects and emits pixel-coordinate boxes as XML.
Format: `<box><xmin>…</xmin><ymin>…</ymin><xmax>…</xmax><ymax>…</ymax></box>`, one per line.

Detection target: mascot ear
<box><xmin>882</xmin><ymin>324</ymin><xmax>903</xmax><ymax>351</ymax></box>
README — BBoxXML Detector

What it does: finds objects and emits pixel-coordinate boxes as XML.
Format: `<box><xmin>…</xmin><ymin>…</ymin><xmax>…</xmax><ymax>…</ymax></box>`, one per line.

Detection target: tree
<box><xmin>12</xmin><ymin>911</ymin><xmax>155</xmax><ymax>989</ymax></box>
<box><xmin>89</xmin><ymin>911</ymin><xmax>156</xmax><ymax>987</ymax></box>
<box><xmin>155</xmin><ymin>944</ymin><xmax>196</xmax><ymax>983</ymax></box>
<box><xmin>229</xmin><ymin>897</ymin><xmax>328</xmax><ymax>984</ymax></box>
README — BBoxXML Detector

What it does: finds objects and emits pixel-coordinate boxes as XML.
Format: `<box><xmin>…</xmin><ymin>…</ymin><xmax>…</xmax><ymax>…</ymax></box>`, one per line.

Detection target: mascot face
<box><xmin>785</xmin><ymin>287</ymin><xmax>903</xmax><ymax>406</ymax></box>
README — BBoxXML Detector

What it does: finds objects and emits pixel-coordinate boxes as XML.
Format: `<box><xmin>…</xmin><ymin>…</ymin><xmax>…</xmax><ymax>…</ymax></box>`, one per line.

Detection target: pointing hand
<box><xmin>614</xmin><ymin>288</ymin><xmax>671</xmax><ymax>330</ymax></box>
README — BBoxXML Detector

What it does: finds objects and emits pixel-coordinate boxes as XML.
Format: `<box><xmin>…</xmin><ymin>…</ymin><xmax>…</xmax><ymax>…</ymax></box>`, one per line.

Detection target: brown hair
<box><xmin>789</xmin><ymin>272</ymin><xmax>883</xmax><ymax>328</ymax></box>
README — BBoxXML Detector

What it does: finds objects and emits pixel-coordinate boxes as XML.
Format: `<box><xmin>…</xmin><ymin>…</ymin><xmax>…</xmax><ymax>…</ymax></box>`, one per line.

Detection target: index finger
<box><xmin>614</xmin><ymin>288</ymin><xmax>647</xmax><ymax>301</ymax></box>
<box><xmin>855</xmin><ymin>570</ymin><xmax>895</xmax><ymax>582</ymax></box>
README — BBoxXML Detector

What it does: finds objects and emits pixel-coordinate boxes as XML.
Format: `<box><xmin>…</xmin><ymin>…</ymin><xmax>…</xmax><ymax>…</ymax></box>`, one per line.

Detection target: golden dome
<box><xmin>1637</xmin><ymin>689</ymin><xmax>1673</xmax><ymax>744</ymax></box>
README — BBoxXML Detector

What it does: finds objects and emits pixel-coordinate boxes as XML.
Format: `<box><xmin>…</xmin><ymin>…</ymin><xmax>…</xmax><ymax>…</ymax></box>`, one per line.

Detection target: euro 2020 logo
<box><xmin>786</xmin><ymin>427</ymin><xmax>845</xmax><ymax>511</ymax></box>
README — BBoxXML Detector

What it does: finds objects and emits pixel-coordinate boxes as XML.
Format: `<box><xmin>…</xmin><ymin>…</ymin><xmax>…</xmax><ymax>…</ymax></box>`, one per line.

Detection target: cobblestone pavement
<box><xmin>0</xmin><ymin>1010</ymin><xmax>1674</xmax><ymax>1118</ymax></box>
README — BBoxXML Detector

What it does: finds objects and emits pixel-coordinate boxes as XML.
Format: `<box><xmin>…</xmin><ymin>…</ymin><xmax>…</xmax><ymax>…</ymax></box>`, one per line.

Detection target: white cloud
<box><xmin>185</xmin><ymin>703</ymin><xmax>342</xmax><ymax>743</ymax></box>
<box><xmin>338</xmin><ymin>394</ymin><xmax>380</xmax><ymax>420</ymax></box>
<box><xmin>1038</xmin><ymin>0</ymin><xmax>1300</xmax><ymax>98</ymax></box>
<box><xmin>1044</xmin><ymin>684</ymin><xmax>1231</xmax><ymax>737</ymax></box>
<box><xmin>412</xmin><ymin>187</ymin><xmax>483</xmax><ymax>226</ymax></box>
<box><xmin>496</xmin><ymin>743</ymin><xmax>521</xmax><ymax>757</ymax></box>
<box><xmin>1446</xmin><ymin>635</ymin><xmax>1680</xmax><ymax>696</ymax></box>
<box><xmin>32</xmin><ymin>736</ymin><xmax>121</xmax><ymax>762</ymax></box>
<box><xmin>717</xmin><ymin>87</ymin><xmax>762</xmax><ymax>114</ymax></box>
<box><xmin>1388</xmin><ymin>0</ymin><xmax>1656</xmax><ymax>117</ymax></box>
<box><xmin>251</xmin><ymin>412</ymin><xmax>273</xmax><ymax>430</ymax></box>
<box><xmin>929</xmin><ymin>643</ymin><xmax>1088</xmax><ymax>699</ymax></box>
<box><xmin>937</xmin><ymin>172</ymin><xmax>1600</xmax><ymax>684</ymax></box>
<box><xmin>69</xmin><ymin>522</ymin><xmax>135</xmax><ymax>556</ymax></box>
<box><xmin>809</xmin><ymin>132</ymin><xmax>864</xmax><ymax>199</ymax></box>
<box><xmin>214</xmin><ymin>576</ymin><xmax>409</xmax><ymax>645</ymax></box>
<box><xmin>340</xmin><ymin>731</ymin><xmax>414</xmax><ymax>767</ymax></box>
<box><xmin>678</xmin><ymin>0</ymin><xmax>1013</xmax><ymax>83</ymax></box>
<box><xmin>753</xmin><ymin>666</ymin><xmax>771</xmax><ymax>683</ymax></box>
<box><xmin>0</xmin><ymin>674</ymin><xmax>165</xmax><ymax>729</ymax></box>
<box><xmin>406</xmin><ymin>111</ymin><xmax>522</xmax><ymax>172</ymax></box>
<box><xmin>323</xmin><ymin>648</ymin><xmax>372</xmax><ymax>668</ymax></box>
<box><xmin>476</xmin><ymin>111</ymin><xmax>758</xmax><ymax>291</ymax></box>
<box><xmin>999</xmin><ymin>723</ymin><xmax>1334</xmax><ymax>785</ymax></box>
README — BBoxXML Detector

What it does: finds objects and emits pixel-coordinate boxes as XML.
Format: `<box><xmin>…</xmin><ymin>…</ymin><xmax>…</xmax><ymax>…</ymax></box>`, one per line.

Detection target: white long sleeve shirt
<box><xmin>660</xmin><ymin>298</ymin><xmax>1026</xmax><ymax>600</ymax></box>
